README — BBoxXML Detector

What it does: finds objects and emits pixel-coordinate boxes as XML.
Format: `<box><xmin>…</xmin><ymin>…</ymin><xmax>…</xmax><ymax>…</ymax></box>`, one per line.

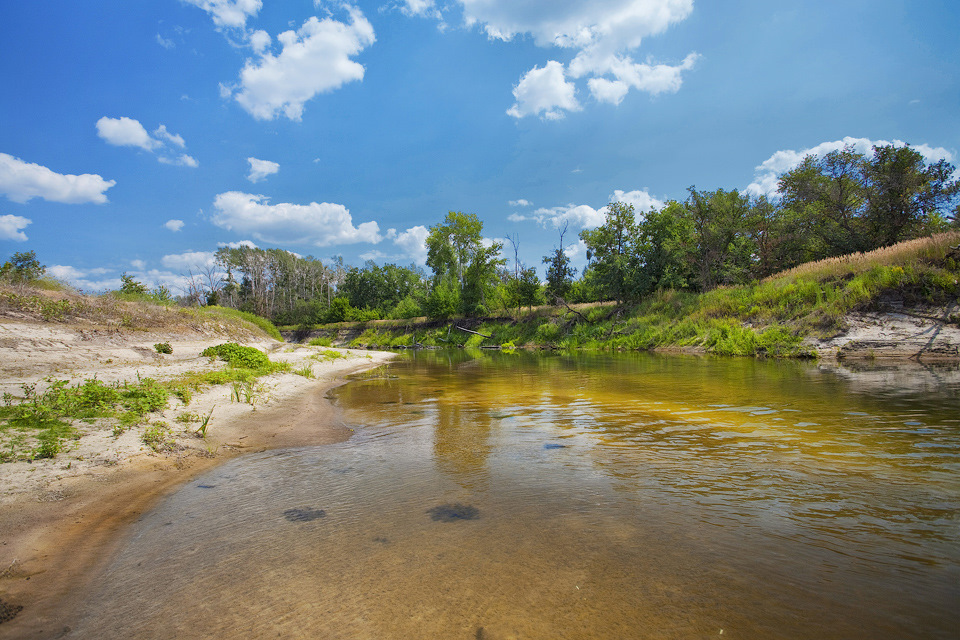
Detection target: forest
<box><xmin>5</xmin><ymin>143</ymin><xmax>958</xmax><ymax>327</ymax></box>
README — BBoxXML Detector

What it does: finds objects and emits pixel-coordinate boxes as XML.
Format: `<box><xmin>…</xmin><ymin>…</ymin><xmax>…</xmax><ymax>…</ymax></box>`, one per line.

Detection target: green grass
<box><xmin>0</xmin><ymin>377</ymin><xmax>173</xmax><ymax>461</ymax></box>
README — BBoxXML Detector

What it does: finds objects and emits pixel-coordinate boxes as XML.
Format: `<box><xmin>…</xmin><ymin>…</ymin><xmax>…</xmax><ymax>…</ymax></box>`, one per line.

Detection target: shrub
<box><xmin>307</xmin><ymin>336</ymin><xmax>332</xmax><ymax>347</ymax></box>
<box><xmin>154</xmin><ymin>342</ymin><xmax>173</xmax><ymax>354</ymax></box>
<box><xmin>201</xmin><ymin>343</ymin><xmax>272</xmax><ymax>371</ymax></box>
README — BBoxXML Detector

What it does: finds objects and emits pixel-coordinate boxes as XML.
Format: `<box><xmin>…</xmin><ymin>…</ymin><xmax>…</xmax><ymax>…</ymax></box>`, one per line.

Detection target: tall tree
<box><xmin>579</xmin><ymin>202</ymin><xmax>642</xmax><ymax>303</ymax></box>
<box><xmin>542</xmin><ymin>222</ymin><xmax>577</xmax><ymax>302</ymax></box>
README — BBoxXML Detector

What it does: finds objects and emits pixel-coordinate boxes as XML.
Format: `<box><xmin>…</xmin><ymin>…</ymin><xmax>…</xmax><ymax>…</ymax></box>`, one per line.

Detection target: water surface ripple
<box><xmin>71</xmin><ymin>352</ymin><xmax>960</xmax><ymax>639</ymax></box>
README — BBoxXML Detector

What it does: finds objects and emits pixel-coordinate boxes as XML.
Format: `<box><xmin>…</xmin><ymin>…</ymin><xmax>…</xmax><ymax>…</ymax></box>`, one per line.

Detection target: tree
<box><xmin>542</xmin><ymin>223</ymin><xmax>576</xmax><ymax>302</ymax></box>
<box><xmin>579</xmin><ymin>202</ymin><xmax>642</xmax><ymax>303</ymax></box>
<box><xmin>119</xmin><ymin>273</ymin><xmax>148</xmax><ymax>295</ymax></box>
<box><xmin>863</xmin><ymin>144</ymin><xmax>959</xmax><ymax>247</ymax></box>
<box><xmin>506</xmin><ymin>266</ymin><xmax>542</xmax><ymax>315</ymax></box>
<box><xmin>684</xmin><ymin>188</ymin><xmax>758</xmax><ymax>291</ymax></box>
<box><xmin>635</xmin><ymin>201</ymin><xmax>695</xmax><ymax>292</ymax></box>
<box><xmin>425</xmin><ymin>211</ymin><xmax>484</xmax><ymax>285</ymax></box>
<box><xmin>424</xmin><ymin>211</ymin><xmax>502</xmax><ymax>317</ymax></box>
<box><xmin>0</xmin><ymin>250</ymin><xmax>45</xmax><ymax>284</ymax></box>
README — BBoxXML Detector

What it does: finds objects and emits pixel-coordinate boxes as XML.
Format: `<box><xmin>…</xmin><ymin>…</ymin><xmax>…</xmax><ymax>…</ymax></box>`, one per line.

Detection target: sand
<box><xmin>0</xmin><ymin>320</ymin><xmax>395</xmax><ymax>638</ymax></box>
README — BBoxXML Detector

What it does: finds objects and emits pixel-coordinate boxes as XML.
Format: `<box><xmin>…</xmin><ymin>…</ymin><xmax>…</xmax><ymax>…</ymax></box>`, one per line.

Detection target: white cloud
<box><xmin>0</xmin><ymin>214</ymin><xmax>31</xmax><ymax>241</ymax></box>
<box><xmin>211</xmin><ymin>191</ymin><xmax>382</xmax><ymax>246</ymax></box>
<box><xmin>247</xmin><ymin>157</ymin><xmax>280</xmax><ymax>183</ymax></box>
<box><xmin>47</xmin><ymin>265</ymin><xmax>119</xmax><ymax>292</ymax></box>
<box><xmin>610</xmin><ymin>188</ymin><xmax>663</xmax><ymax>213</ymax></box>
<box><xmin>154</xmin><ymin>125</ymin><xmax>185</xmax><ymax>148</ymax></box>
<box><xmin>229</xmin><ymin>9</ymin><xmax>375</xmax><ymax>121</ymax></box>
<box><xmin>0</xmin><ymin>153</ymin><xmax>115</xmax><ymax>204</ymax></box>
<box><xmin>437</xmin><ymin>0</ymin><xmax>698</xmax><ymax>115</ymax></box>
<box><xmin>161</xmin><ymin>250</ymin><xmax>217</xmax><ymax>271</ymax></box>
<box><xmin>511</xmin><ymin>187</ymin><xmax>662</xmax><ymax>230</ymax></box>
<box><xmin>530</xmin><ymin>203</ymin><xmax>606</xmax><ymax>229</ymax></box>
<box><xmin>96</xmin><ymin>116</ymin><xmax>161</xmax><ymax>151</ymax></box>
<box><xmin>744</xmin><ymin>136</ymin><xmax>957</xmax><ymax>199</ymax></box>
<box><xmin>509</xmin><ymin>198</ymin><xmax>532</xmax><ymax>207</ymax></box>
<box><xmin>248</xmin><ymin>29</ymin><xmax>271</xmax><ymax>54</ymax></box>
<box><xmin>97</xmin><ymin>117</ymin><xmax>198</xmax><ymax>167</ymax></box>
<box><xmin>131</xmin><ymin>259</ymin><xmax>147</xmax><ymax>270</ymax></box>
<box><xmin>218</xmin><ymin>239</ymin><xmax>258</xmax><ymax>249</ymax></box>
<box><xmin>182</xmin><ymin>0</ymin><xmax>262</xmax><ymax>29</ymax></box>
<box><xmin>392</xmin><ymin>225</ymin><xmax>430</xmax><ymax>264</ymax></box>
<box><xmin>165</xmin><ymin>219</ymin><xmax>185</xmax><ymax>232</ymax></box>
<box><xmin>507</xmin><ymin>61</ymin><xmax>580</xmax><ymax>120</ymax></box>
<box><xmin>399</xmin><ymin>0</ymin><xmax>441</xmax><ymax>19</ymax></box>
<box><xmin>157</xmin><ymin>33</ymin><xmax>175</xmax><ymax>49</ymax></box>
<box><xmin>584</xmin><ymin>53</ymin><xmax>699</xmax><ymax>104</ymax></box>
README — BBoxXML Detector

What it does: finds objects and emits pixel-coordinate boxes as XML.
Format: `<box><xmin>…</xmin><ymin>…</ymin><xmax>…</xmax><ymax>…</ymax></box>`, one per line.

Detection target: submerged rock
<box><xmin>427</xmin><ymin>503</ymin><xmax>480</xmax><ymax>522</ymax></box>
<box><xmin>283</xmin><ymin>507</ymin><xmax>326</xmax><ymax>522</ymax></box>
<box><xmin>0</xmin><ymin>598</ymin><xmax>23</xmax><ymax>625</ymax></box>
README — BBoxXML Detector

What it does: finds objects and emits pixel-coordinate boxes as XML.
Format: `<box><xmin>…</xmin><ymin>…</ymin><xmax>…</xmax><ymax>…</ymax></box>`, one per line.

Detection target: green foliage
<box><xmin>154</xmin><ymin>342</ymin><xmax>173</xmax><ymax>354</ymax></box>
<box><xmin>119</xmin><ymin>273</ymin><xmax>149</xmax><ymax>295</ymax></box>
<box><xmin>0</xmin><ymin>250</ymin><xmax>46</xmax><ymax>284</ymax></box>
<box><xmin>201</xmin><ymin>343</ymin><xmax>273</xmax><ymax>372</ymax></box>
<box><xmin>142</xmin><ymin>423</ymin><xmax>174</xmax><ymax>452</ymax></box>
<box><xmin>325</xmin><ymin>297</ymin><xmax>352</xmax><ymax>323</ymax></box>
<box><xmin>293</xmin><ymin>364</ymin><xmax>315</xmax><ymax>378</ymax></box>
<box><xmin>307</xmin><ymin>336</ymin><xmax>333</xmax><ymax>347</ymax></box>
<box><xmin>387</xmin><ymin>295</ymin><xmax>424</xmax><ymax>319</ymax></box>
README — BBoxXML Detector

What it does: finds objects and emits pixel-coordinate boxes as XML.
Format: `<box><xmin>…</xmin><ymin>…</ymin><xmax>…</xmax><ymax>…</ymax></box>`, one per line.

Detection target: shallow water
<box><xmin>71</xmin><ymin>352</ymin><xmax>960</xmax><ymax>639</ymax></box>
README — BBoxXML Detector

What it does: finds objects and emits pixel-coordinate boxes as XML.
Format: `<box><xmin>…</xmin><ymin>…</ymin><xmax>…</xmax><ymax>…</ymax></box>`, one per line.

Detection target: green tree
<box><xmin>424</xmin><ymin>211</ymin><xmax>502</xmax><ymax>316</ymax></box>
<box><xmin>579</xmin><ymin>202</ymin><xmax>642</xmax><ymax>303</ymax></box>
<box><xmin>1</xmin><ymin>250</ymin><xmax>46</xmax><ymax>284</ymax></box>
<box><xmin>425</xmin><ymin>211</ymin><xmax>484</xmax><ymax>285</ymax></box>
<box><xmin>684</xmin><ymin>188</ymin><xmax>759</xmax><ymax>291</ymax></box>
<box><xmin>119</xmin><ymin>273</ymin><xmax>148</xmax><ymax>295</ymax></box>
<box><xmin>635</xmin><ymin>201</ymin><xmax>695</xmax><ymax>292</ymax></box>
<box><xmin>863</xmin><ymin>144</ymin><xmax>959</xmax><ymax>247</ymax></box>
<box><xmin>506</xmin><ymin>266</ymin><xmax>542</xmax><ymax>314</ymax></box>
<box><xmin>542</xmin><ymin>223</ymin><xmax>576</xmax><ymax>302</ymax></box>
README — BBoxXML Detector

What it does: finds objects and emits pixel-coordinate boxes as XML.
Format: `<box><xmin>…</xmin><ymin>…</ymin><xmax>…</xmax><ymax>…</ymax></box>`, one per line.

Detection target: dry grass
<box><xmin>764</xmin><ymin>231</ymin><xmax>960</xmax><ymax>282</ymax></box>
<box><xmin>0</xmin><ymin>284</ymin><xmax>278</xmax><ymax>339</ymax></box>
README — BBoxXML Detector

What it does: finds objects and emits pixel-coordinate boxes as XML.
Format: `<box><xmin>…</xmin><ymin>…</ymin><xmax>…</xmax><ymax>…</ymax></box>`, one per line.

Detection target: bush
<box><xmin>154</xmin><ymin>342</ymin><xmax>173</xmax><ymax>354</ymax></box>
<box><xmin>201</xmin><ymin>343</ymin><xmax>273</xmax><ymax>372</ymax></box>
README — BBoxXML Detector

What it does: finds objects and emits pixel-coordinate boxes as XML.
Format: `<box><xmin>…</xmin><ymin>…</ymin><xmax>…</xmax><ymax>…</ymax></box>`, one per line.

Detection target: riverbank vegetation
<box><xmin>4</xmin><ymin>143</ymin><xmax>958</xmax><ymax>356</ymax></box>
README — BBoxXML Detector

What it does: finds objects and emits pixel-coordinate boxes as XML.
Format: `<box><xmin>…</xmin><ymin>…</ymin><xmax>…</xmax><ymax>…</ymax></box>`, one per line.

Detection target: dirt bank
<box><xmin>0</xmin><ymin>320</ymin><xmax>395</xmax><ymax>639</ymax></box>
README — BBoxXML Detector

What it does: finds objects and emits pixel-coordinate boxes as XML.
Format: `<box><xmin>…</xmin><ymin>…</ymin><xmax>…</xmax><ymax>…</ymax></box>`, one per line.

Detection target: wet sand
<box><xmin>0</xmin><ymin>320</ymin><xmax>394</xmax><ymax>638</ymax></box>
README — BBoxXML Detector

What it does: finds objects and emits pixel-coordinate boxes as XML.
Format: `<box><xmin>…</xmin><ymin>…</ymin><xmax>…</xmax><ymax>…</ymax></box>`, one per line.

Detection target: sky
<box><xmin>1</xmin><ymin>0</ymin><xmax>958</xmax><ymax>293</ymax></box>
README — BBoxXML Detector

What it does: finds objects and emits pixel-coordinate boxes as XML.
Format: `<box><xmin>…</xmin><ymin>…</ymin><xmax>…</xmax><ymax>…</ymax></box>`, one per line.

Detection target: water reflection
<box><xmin>71</xmin><ymin>351</ymin><xmax>960</xmax><ymax>639</ymax></box>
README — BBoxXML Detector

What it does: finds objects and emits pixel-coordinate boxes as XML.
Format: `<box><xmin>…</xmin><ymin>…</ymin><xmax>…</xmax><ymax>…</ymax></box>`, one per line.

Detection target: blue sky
<box><xmin>1</xmin><ymin>0</ymin><xmax>958</xmax><ymax>292</ymax></box>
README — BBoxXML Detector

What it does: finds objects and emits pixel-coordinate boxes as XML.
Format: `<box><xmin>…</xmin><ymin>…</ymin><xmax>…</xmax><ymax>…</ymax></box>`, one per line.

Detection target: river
<box><xmin>68</xmin><ymin>351</ymin><xmax>960</xmax><ymax>639</ymax></box>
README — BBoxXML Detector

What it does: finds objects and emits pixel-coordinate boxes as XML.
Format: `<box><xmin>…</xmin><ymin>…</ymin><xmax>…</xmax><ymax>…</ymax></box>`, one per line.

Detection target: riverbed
<box><xmin>68</xmin><ymin>351</ymin><xmax>960</xmax><ymax>639</ymax></box>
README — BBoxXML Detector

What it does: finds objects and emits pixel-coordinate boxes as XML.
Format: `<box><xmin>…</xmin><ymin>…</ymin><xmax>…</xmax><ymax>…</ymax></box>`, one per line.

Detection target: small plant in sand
<box><xmin>231</xmin><ymin>380</ymin><xmax>265</xmax><ymax>406</ymax></box>
<box><xmin>142</xmin><ymin>422</ymin><xmax>175</xmax><ymax>452</ymax></box>
<box><xmin>154</xmin><ymin>342</ymin><xmax>173</xmax><ymax>354</ymax></box>
<box><xmin>195</xmin><ymin>408</ymin><xmax>214</xmax><ymax>438</ymax></box>
<box><xmin>293</xmin><ymin>364</ymin><xmax>314</xmax><ymax>378</ymax></box>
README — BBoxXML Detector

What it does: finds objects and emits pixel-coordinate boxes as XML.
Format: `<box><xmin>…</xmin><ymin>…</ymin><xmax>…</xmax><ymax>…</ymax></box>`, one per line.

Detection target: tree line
<box><xmin>5</xmin><ymin>144</ymin><xmax>957</xmax><ymax>324</ymax></box>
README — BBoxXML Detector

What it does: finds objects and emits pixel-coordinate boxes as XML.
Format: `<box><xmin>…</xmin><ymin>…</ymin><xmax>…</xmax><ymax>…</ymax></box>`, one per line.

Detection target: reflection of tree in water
<box><xmin>432</xmin><ymin>393</ymin><xmax>492</xmax><ymax>490</ymax></box>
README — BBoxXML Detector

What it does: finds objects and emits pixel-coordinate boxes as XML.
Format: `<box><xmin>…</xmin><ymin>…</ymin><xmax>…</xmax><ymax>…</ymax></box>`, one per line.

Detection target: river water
<box><xmin>70</xmin><ymin>352</ymin><xmax>960</xmax><ymax>639</ymax></box>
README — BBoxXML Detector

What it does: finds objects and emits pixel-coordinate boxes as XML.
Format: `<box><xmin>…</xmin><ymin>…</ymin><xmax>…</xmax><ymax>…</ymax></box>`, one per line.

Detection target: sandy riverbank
<box><xmin>0</xmin><ymin>320</ymin><xmax>395</xmax><ymax>638</ymax></box>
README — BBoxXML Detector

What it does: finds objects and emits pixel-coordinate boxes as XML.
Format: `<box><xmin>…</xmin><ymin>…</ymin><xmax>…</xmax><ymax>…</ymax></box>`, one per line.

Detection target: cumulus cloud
<box><xmin>610</xmin><ymin>188</ymin><xmax>664</xmax><ymax>213</ymax></box>
<box><xmin>131</xmin><ymin>259</ymin><xmax>147</xmax><ymax>270</ymax></box>
<box><xmin>0</xmin><ymin>214</ymin><xmax>31</xmax><ymax>241</ymax></box>
<box><xmin>509</xmin><ymin>198</ymin><xmax>532</xmax><ymax>207</ymax></box>
<box><xmin>165</xmin><ymin>219</ymin><xmax>185</xmax><ymax>232</ymax></box>
<box><xmin>434</xmin><ymin>0</ymin><xmax>698</xmax><ymax>117</ymax></box>
<box><xmin>156</xmin><ymin>33</ymin><xmax>175</xmax><ymax>49</ymax></box>
<box><xmin>47</xmin><ymin>265</ymin><xmax>119</xmax><ymax>292</ymax></box>
<box><xmin>96</xmin><ymin>117</ymin><xmax>161</xmax><ymax>151</ymax></box>
<box><xmin>211</xmin><ymin>191</ymin><xmax>382</xmax><ymax>246</ymax></box>
<box><xmin>227</xmin><ymin>8</ymin><xmax>375</xmax><ymax>121</ymax></box>
<box><xmin>0</xmin><ymin>153</ymin><xmax>115</xmax><ymax>204</ymax></box>
<box><xmin>744</xmin><ymin>136</ymin><xmax>957</xmax><ymax>199</ymax></box>
<box><xmin>96</xmin><ymin>117</ymin><xmax>198</xmax><ymax>167</ymax></box>
<box><xmin>247</xmin><ymin>157</ymin><xmax>280</xmax><ymax>183</ymax></box>
<box><xmin>507</xmin><ymin>61</ymin><xmax>580</xmax><ymax>120</ymax></box>
<box><xmin>392</xmin><ymin>225</ymin><xmax>430</xmax><ymax>264</ymax></box>
<box><xmin>161</xmin><ymin>250</ymin><xmax>217</xmax><ymax>271</ymax></box>
<box><xmin>511</xmin><ymin>188</ymin><xmax>663</xmax><ymax>229</ymax></box>
<box><xmin>182</xmin><ymin>0</ymin><xmax>262</xmax><ymax>29</ymax></box>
